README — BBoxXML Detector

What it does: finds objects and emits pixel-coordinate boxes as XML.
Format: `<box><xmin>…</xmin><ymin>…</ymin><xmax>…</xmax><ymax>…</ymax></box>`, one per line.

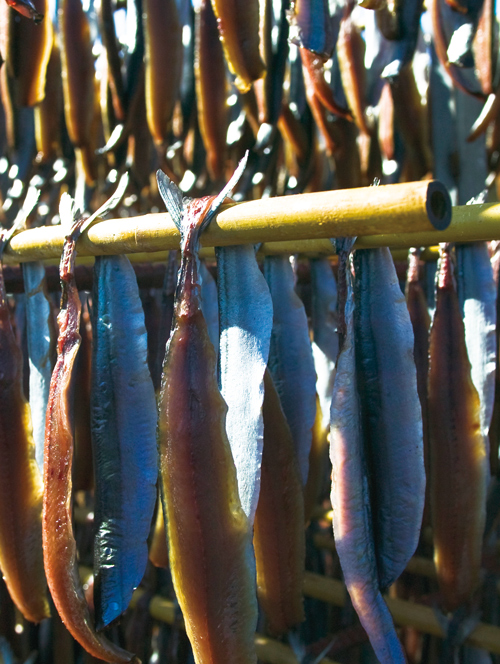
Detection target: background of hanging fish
<box><xmin>2</xmin><ymin>0</ymin><xmax>500</xmax><ymax>663</ymax></box>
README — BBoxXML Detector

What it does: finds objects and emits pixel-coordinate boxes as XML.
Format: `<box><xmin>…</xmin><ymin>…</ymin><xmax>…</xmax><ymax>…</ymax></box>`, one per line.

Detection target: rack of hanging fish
<box><xmin>4</xmin><ymin>0</ymin><xmax>500</xmax><ymax>662</ymax></box>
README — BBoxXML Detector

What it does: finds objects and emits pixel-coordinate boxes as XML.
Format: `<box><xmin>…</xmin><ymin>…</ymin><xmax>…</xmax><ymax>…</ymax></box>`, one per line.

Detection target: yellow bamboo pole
<box><xmin>3</xmin><ymin>180</ymin><xmax>449</xmax><ymax>263</ymax></box>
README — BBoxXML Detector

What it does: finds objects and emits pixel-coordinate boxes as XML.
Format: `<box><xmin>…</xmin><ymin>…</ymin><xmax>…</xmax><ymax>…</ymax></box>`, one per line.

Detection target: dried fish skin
<box><xmin>354</xmin><ymin>248</ymin><xmax>425</xmax><ymax>591</ymax></box>
<box><xmin>428</xmin><ymin>247</ymin><xmax>488</xmax><ymax>612</ymax></box>
<box><xmin>43</xmin><ymin>227</ymin><xmax>138</xmax><ymax>664</ymax></box>
<box><xmin>253</xmin><ymin>369</ymin><xmax>305</xmax><ymax>636</ymax></box>
<box><xmin>330</xmin><ymin>262</ymin><xmax>406</xmax><ymax>664</ymax></box>
<box><xmin>158</xmin><ymin>195</ymin><xmax>257</xmax><ymax>664</ymax></box>
<box><xmin>0</xmin><ymin>266</ymin><xmax>49</xmax><ymax>624</ymax></box>
<box><xmin>210</xmin><ymin>0</ymin><xmax>265</xmax><ymax>93</ymax></box>
<box><xmin>91</xmin><ymin>255</ymin><xmax>158</xmax><ymax>630</ymax></box>
<box><xmin>456</xmin><ymin>243</ymin><xmax>497</xmax><ymax>444</ymax></box>
<box><xmin>216</xmin><ymin>243</ymin><xmax>273</xmax><ymax>523</ymax></box>
<box><xmin>22</xmin><ymin>261</ymin><xmax>53</xmax><ymax>474</ymax></box>
<box><xmin>143</xmin><ymin>0</ymin><xmax>182</xmax><ymax>145</ymax></box>
<box><xmin>264</xmin><ymin>255</ymin><xmax>317</xmax><ymax>486</ymax></box>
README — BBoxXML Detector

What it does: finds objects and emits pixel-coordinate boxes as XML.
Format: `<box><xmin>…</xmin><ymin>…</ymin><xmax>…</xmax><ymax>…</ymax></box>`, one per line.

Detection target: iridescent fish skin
<box><xmin>22</xmin><ymin>261</ymin><xmax>53</xmax><ymax>474</ymax></box>
<box><xmin>428</xmin><ymin>246</ymin><xmax>488</xmax><ymax>612</ymax></box>
<box><xmin>216</xmin><ymin>243</ymin><xmax>273</xmax><ymax>523</ymax></box>
<box><xmin>353</xmin><ymin>248</ymin><xmax>425</xmax><ymax>590</ymax></box>
<box><xmin>288</xmin><ymin>0</ymin><xmax>335</xmax><ymax>59</ymax></box>
<box><xmin>264</xmin><ymin>255</ymin><xmax>317</xmax><ymax>486</ymax></box>
<box><xmin>330</xmin><ymin>251</ymin><xmax>406</xmax><ymax>664</ymax></box>
<box><xmin>143</xmin><ymin>0</ymin><xmax>182</xmax><ymax>145</ymax></box>
<box><xmin>195</xmin><ymin>0</ymin><xmax>228</xmax><ymax>181</ymax></box>
<box><xmin>157</xmin><ymin>184</ymin><xmax>257</xmax><ymax>664</ymax></box>
<box><xmin>210</xmin><ymin>0</ymin><xmax>265</xmax><ymax>93</ymax></box>
<box><xmin>7</xmin><ymin>0</ymin><xmax>52</xmax><ymax>106</ymax></box>
<box><xmin>253</xmin><ymin>369</ymin><xmax>305</xmax><ymax>636</ymax></box>
<box><xmin>199</xmin><ymin>261</ymin><xmax>219</xmax><ymax>357</ymax></box>
<box><xmin>43</xmin><ymin>219</ymin><xmax>138</xmax><ymax>664</ymax></box>
<box><xmin>0</xmin><ymin>264</ymin><xmax>49</xmax><ymax>624</ymax></box>
<box><xmin>91</xmin><ymin>255</ymin><xmax>158</xmax><ymax>630</ymax></box>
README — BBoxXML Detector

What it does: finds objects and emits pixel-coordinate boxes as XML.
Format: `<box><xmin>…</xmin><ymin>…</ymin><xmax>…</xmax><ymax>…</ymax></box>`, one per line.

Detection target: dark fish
<box><xmin>156</xmin><ymin>161</ymin><xmax>258</xmax><ymax>664</ymax></box>
<box><xmin>353</xmin><ymin>247</ymin><xmax>425</xmax><ymax>590</ymax></box>
<box><xmin>330</xmin><ymin>243</ymin><xmax>406</xmax><ymax>664</ymax></box>
<box><xmin>288</xmin><ymin>0</ymin><xmax>335</xmax><ymax>59</ymax></box>
<box><xmin>91</xmin><ymin>254</ymin><xmax>158</xmax><ymax>629</ymax></box>
<box><xmin>4</xmin><ymin>0</ymin><xmax>42</xmax><ymax>22</ymax></box>
<box><xmin>0</xmin><ymin>260</ymin><xmax>49</xmax><ymax>623</ymax></box>
<box><xmin>428</xmin><ymin>244</ymin><xmax>488</xmax><ymax>611</ymax></box>
<box><xmin>253</xmin><ymin>368</ymin><xmax>305</xmax><ymax>636</ymax></box>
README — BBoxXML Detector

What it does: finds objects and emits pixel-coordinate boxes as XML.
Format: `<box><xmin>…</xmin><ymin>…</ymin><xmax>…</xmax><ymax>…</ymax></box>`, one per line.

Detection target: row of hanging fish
<box><xmin>0</xmin><ymin>0</ymin><xmax>499</xmax><ymax>220</ymax></box>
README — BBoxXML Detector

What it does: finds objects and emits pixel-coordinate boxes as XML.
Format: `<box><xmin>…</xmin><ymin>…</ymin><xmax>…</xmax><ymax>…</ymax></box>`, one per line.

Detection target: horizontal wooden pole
<box><xmin>3</xmin><ymin>180</ymin><xmax>450</xmax><ymax>263</ymax></box>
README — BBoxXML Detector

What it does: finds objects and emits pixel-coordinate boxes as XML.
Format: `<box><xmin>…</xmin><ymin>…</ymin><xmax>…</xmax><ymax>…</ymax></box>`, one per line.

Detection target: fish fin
<box><xmin>156</xmin><ymin>170</ymin><xmax>184</xmax><ymax>231</ymax></box>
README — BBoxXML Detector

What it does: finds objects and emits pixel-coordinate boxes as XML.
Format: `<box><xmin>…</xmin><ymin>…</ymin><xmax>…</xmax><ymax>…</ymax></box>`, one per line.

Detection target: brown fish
<box><xmin>428</xmin><ymin>244</ymin><xmax>488</xmax><ymax>611</ymax></box>
<box><xmin>143</xmin><ymin>0</ymin><xmax>182</xmax><ymax>146</ymax></box>
<box><xmin>253</xmin><ymin>369</ymin><xmax>305</xmax><ymax>636</ymax></box>
<box><xmin>194</xmin><ymin>0</ymin><xmax>228</xmax><ymax>181</ymax></box>
<box><xmin>34</xmin><ymin>37</ymin><xmax>63</xmax><ymax>163</ymax></box>
<box><xmin>210</xmin><ymin>0</ymin><xmax>265</xmax><ymax>92</ymax></box>
<box><xmin>43</xmin><ymin>207</ymin><xmax>138</xmax><ymax>663</ymax></box>
<box><xmin>0</xmin><ymin>262</ymin><xmax>49</xmax><ymax>623</ymax></box>
<box><xmin>157</xmin><ymin>172</ymin><xmax>257</xmax><ymax>664</ymax></box>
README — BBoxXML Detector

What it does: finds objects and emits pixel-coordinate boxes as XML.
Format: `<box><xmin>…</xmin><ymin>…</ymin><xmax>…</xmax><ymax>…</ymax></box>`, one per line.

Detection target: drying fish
<box><xmin>43</xmin><ymin>194</ymin><xmax>138</xmax><ymax>664</ymax></box>
<box><xmin>7</xmin><ymin>0</ymin><xmax>52</xmax><ymax>106</ymax></box>
<box><xmin>34</xmin><ymin>39</ymin><xmax>63</xmax><ymax>164</ymax></box>
<box><xmin>0</xmin><ymin>252</ymin><xmax>49</xmax><ymax>623</ymax></box>
<box><xmin>428</xmin><ymin>244</ymin><xmax>488</xmax><ymax>612</ymax></box>
<box><xmin>473</xmin><ymin>0</ymin><xmax>495</xmax><ymax>95</ymax></box>
<box><xmin>59</xmin><ymin>0</ymin><xmax>98</xmax><ymax>184</ymax></box>
<box><xmin>310</xmin><ymin>256</ymin><xmax>339</xmax><ymax>431</ymax></box>
<box><xmin>99</xmin><ymin>0</ymin><xmax>125</xmax><ymax>122</ymax></box>
<box><xmin>300</xmin><ymin>48</ymin><xmax>353</xmax><ymax>120</ymax></box>
<box><xmin>4</xmin><ymin>0</ymin><xmax>42</xmax><ymax>22</ymax></box>
<box><xmin>153</xmin><ymin>250</ymin><xmax>178</xmax><ymax>392</ymax></box>
<box><xmin>379</xmin><ymin>0</ymin><xmax>423</xmax><ymax>80</ymax></box>
<box><xmin>156</xmin><ymin>158</ymin><xmax>258</xmax><ymax>664</ymax></box>
<box><xmin>253</xmin><ymin>368</ymin><xmax>305</xmax><ymax>635</ymax></box>
<box><xmin>73</xmin><ymin>298</ymin><xmax>93</xmax><ymax>493</ymax></box>
<box><xmin>405</xmin><ymin>249</ymin><xmax>431</xmax><ymax>522</ymax></box>
<box><xmin>210</xmin><ymin>0</ymin><xmax>265</xmax><ymax>92</ymax></box>
<box><xmin>264</xmin><ymin>254</ymin><xmax>317</xmax><ymax>486</ymax></box>
<box><xmin>149</xmin><ymin>498</ymin><xmax>169</xmax><ymax>569</ymax></box>
<box><xmin>143</xmin><ymin>0</ymin><xmax>182</xmax><ymax>146</ymax></box>
<box><xmin>456</xmin><ymin>242</ymin><xmax>497</xmax><ymax>445</ymax></box>
<box><xmin>330</xmin><ymin>241</ymin><xmax>406</xmax><ymax>664</ymax></box>
<box><xmin>194</xmin><ymin>0</ymin><xmax>228</xmax><ymax>181</ymax></box>
<box><xmin>91</xmin><ymin>254</ymin><xmax>158</xmax><ymax>629</ymax></box>
<box><xmin>353</xmin><ymin>247</ymin><xmax>425</xmax><ymax>590</ymax></box>
<box><xmin>22</xmin><ymin>260</ymin><xmax>53</xmax><ymax>473</ymax></box>
<box><xmin>215</xmin><ymin>239</ymin><xmax>273</xmax><ymax>522</ymax></box>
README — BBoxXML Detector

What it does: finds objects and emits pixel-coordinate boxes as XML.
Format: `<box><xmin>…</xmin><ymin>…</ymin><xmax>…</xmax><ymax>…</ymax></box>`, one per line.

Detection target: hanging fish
<box><xmin>405</xmin><ymin>248</ymin><xmax>431</xmax><ymax>524</ymax></box>
<box><xmin>34</xmin><ymin>38</ymin><xmax>63</xmax><ymax>164</ymax></box>
<box><xmin>288</xmin><ymin>0</ymin><xmax>336</xmax><ymax>59</ymax></box>
<box><xmin>194</xmin><ymin>0</ymin><xmax>228</xmax><ymax>181</ymax></box>
<box><xmin>73</xmin><ymin>297</ymin><xmax>93</xmax><ymax>493</ymax></box>
<box><xmin>253</xmin><ymin>368</ymin><xmax>305</xmax><ymax>636</ymax></box>
<box><xmin>22</xmin><ymin>260</ymin><xmax>53</xmax><ymax>474</ymax></box>
<box><xmin>353</xmin><ymin>247</ymin><xmax>425</xmax><ymax>590</ymax></box>
<box><xmin>43</xmin><ymin>194</ymin><xmax>138</xmax><ymax>664</ymax></box>
<box><xmin>428</xmin><ymin>244</ymin><xmax>488</xmax><ymax>612</ymax></box>
<box><xmin>330</xmin><ymin>240</ymin><xmax>406</xmax><ymax>664</ymax></box>
<box><xmin>0</xmin><ymin>256</ymin><xmax>49</xmax><ymax>623</ymax></box>
<box><xmin>59</xmin><ymin>0</ymin><xmax>98</xmax><ymax>184</ymax></box>
<box><xmin>215</xmin><ymin>240</ymin><xmax>273</xmax><ymax>522</ymax></box>
<box><xmin>91</xmin><ymin>253</ymin><xmax>158</xmax><ymax>629</ymax></box>
<box><xmin>199</xmin><ymin>260</ymin><xmax>219</xmax><ymax>357</ymax></box>
<box><xmin>264</xmin><ymin>254</ymin><xmax>317</xmax><ymax>486</ymax></box>
<box><xmin>148</xmin><ymin>498</ymin><xmax>169</xmax><ymax>569</ymax></box>
<box><xmin>210</xmin><ymin>0</ymin><xmax>265</xmax><ymax>92</ymax></box>
<box><xmin>156</xmin><ymin>158</ymin><xmax>258</xmax><ymax>664</ymax></box>
<box><xmin>379</xmin><ymin>0</ymin><xmax>423</xmax><ymax>80</ymax></box>
<box><xmin>7</xmin><ymin>0</ymin><xmax>52</xmax><ymax>106</ymax></box>
<box><xmin>472</xmin><ymin>0</ymin><xmax>495</xmax><ymax>96</ymax></box>
<box><xmin>143</xmin><ymin>0</ymin><xmax>182</xmax><ymax>146</ymax></box>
